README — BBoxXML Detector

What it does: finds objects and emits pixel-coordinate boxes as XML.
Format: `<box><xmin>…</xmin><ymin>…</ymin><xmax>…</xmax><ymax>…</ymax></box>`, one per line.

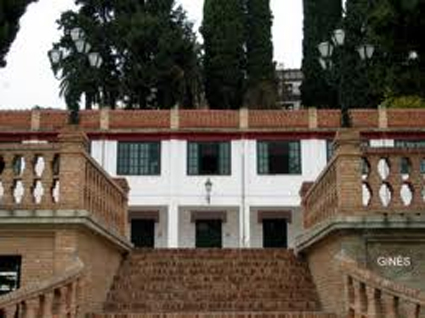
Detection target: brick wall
<box><xmin>0</xmin><ymin>225</ymin><xmax>126</xmax><ymax>315</ymax></box>
<box><xmin>4</xmin><ymin>108</ymin><xmax>425</xmax><ymax>133</ymax></box>
<box><xmin>305</xmin><ymin>235</ymin><xmax>346</xmax><ymax>317</ymax></box>
<box><xmin>0</xmin><ymin>230</ymin><xmax>55</xmax><ymax>285</ymax></box>
<box><xmin>76</xmin><ymin>229</ymin><xmax>125</xmax><ymax>314</ymax></box>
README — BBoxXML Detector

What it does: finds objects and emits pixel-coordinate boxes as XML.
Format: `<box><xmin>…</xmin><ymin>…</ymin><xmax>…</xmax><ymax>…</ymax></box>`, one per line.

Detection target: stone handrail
<box><xmin>0</xmin><ymin>259</ymin><xmax>84</xmax><ymax>318</ymax></box>
<box><xmin>302</xmin><ymin>156</ymin><xmax>338</xmax><ymax>228</ymax></box>
<box><xmin>361</xmin><ymin>147</ymin><xmax>425</xmax><ymax>213</ymax></box>
<box><xmin>0</xmin><ymin>130</ymin><xmax>129</xmax><ymax>237</ymax></box>
<box><xmin>339</xmin><ymin>255</ymin><xmax>425</xmax><ymax>318</ymax></box>
<box><xmin>301</xmin><ymin>130</ymin><xmax>425</xmax><ymax>229</ymax></box>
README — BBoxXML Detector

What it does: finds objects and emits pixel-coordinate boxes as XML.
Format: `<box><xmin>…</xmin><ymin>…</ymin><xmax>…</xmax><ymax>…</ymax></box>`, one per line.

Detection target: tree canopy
<box><xmin>0</xmin><ymin>0</ymin><xmax>36</xmax><ymax>67</ymax></box>
<box><xmin>50</xmin><ymin>0</ymin><xmax>202</xmax><ymax>112</ymax></box>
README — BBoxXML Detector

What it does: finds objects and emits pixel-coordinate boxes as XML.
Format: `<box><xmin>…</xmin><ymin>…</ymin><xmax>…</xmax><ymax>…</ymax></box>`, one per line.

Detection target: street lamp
<box><xmin>205</xmin><ymin>179</ymin><xmax>213</xmax><ymax>204</ymax></box>
<box><xmin>317</xmin><ymin>28</ymin><xmax>375</xmax><ymax>127</ymax></box>
<box><xmin>48</xmin><ymin>27</ymin><xmax>103</xmax><ymax>124</ymax></box>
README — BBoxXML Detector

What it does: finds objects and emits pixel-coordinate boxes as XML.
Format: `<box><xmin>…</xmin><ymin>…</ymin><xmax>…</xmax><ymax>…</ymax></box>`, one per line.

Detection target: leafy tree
<box><xmin>50</xmin><ymin>0</ymin><xmax>202</xmax><ymax>112</ymax></box>
<box><xmin>338</xmin><ymin>0</ymin><xmax>381</xmax><ymax>109</ymax></box>
<box><xmin>245</xmin><ymin>0</ymin><xmax>276</xmax><ymax>109</ymax></box>
<box><xmin>201</xmin><ymin>0</ymin><xmax>246</xmax><ymax>109</ymax></box>
<box><xmin>300</xmin><ymin>0</ymin><xmax>342</xmax><ymax>108</ymax></box>
<box><xmin>368</xmin><ymin>0</ymin><xmax>425</xmax><ymax>99</ymax></box>
<box><xmin>0</xmin><ymin>0</ymin><xmax>36</xmax><ymax>67</ymax></box>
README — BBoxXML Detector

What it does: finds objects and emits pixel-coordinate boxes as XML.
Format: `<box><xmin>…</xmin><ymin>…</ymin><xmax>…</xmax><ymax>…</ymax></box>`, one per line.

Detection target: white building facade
<box><xmin>90</xmin><ymin>135</ymin><xmax>332</xmax><ymax>248</ymax></box>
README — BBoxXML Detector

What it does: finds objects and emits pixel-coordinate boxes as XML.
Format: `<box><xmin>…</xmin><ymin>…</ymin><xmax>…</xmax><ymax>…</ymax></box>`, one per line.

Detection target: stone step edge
<box><xmin>87</xmin><ymin>311</ymin><xmax>337</xmax><ymax>318</ymax></box>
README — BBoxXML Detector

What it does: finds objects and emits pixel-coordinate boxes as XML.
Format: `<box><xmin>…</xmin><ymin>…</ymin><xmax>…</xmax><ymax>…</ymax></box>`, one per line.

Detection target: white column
<box><xmin>167</xmin><ymin>139</ymin><xmax>179</xmax><ymax>247</ymax></box>
<box><xmin>240</xmin><ymin>139</ymin><xmax>250</xmax><ymax>247</ymax></box>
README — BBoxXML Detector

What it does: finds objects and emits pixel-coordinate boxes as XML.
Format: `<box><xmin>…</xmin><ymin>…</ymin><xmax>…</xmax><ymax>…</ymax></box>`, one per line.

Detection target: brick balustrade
<box><xmin>0</xmin><ymin>259</ymin><xmax>84</xmax><ymax>318</ymax></box>
<box><xmin>302</xmin><ymin>129</ymin><xmax>425</xmax><ymax>229</ymax></box>
<box><xmin>0</xmin><ymin>128</ymin><xmax>129</xmax><ymax>237</ymax></box>
<box><xmin>340</xmin><ymin>255</ymin><xmax>425</xmax><ymax>318</ymax></box>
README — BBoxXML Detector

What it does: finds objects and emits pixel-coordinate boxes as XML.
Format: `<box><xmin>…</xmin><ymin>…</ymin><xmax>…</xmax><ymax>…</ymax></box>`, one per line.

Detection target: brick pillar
<box><xmin>333</xmin><ymin>129</ymin><xmax>363</xmax><ymax>214</ymax></box>
<box><xmin>378</xmin><ymin>106</ymin><xmax>388</xmax><ymax>129</ymax></box>
<box><xmin>3</xmin><ymin>305</ymin><xmax>17</xmax><ymax>318</ymax></box>
<box><xmin>239</xmin><ymin>107</ymin><xmax>249</xmax><ymax>129</ymax></box>
<box><xmin>31</xmin><ymin>109</ymin><xmax>41</xmax><ymax>131</ymax></box>
<box><xmin>100</xmin><ymin>108</ymin><xmax>109</xmax><ymax>130</ymax></box>
<box><xmin>171</xmin><ymin>107</ymin><xmax>179</xmax><ymax>129</ymax></box>
<box><xmin>308</xmin><ymin>107</ymin><xmax>318</xmax><ymax>129</ymax></box>
<box><xmin>58</xmin><ymin>128</ymin><xmax>89</xmax><ymax>209</ymax></box>
<box><xmin>113</xmin><ymin>178</ymin><xmax>130</xmax><ymax>238</ymax></box>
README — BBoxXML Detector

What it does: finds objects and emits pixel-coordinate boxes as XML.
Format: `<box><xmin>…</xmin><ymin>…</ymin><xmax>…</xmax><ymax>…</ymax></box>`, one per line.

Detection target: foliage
<box><xmin>201</xmin><ymin>0</ymin><xmax>246</xmax><ymax>109</ymax></box>
<box><xmin>300</xmin><ymin>0</ymin><xmax>342</xmax><ymax>108</ymax></box>
<box><xmin>50</xmin><ymin>0</ymin><xmax>202</xmax><ymax>111</ymax></box>
<box><xmin>380</xmin><ymin>95</ymin><xmax>425</xmax><ymax>108</ymax></box>
<box><xmin>339</xmin><ymin>0</ymin><xmax>381</xmax><ymax>109</ymax></box>
<box><xmin>367</xmin><ymin>0</ymin><xmax>425</xmax><ymax>98</ymax></box>
<box><xmin>244</xmin><ymin>0</ymin><xmax>276</xmax><ymax>109</ymax></box>
<box><xmin>0</xmin><ymin>0</ymin><xmax>36</xmax><ymax>67</ymax></box>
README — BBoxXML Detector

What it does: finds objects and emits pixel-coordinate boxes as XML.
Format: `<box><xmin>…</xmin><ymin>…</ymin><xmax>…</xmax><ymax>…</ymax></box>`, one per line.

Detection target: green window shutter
<box><xmin>218</xmin><ymin>142</ymin><xmax>231</xmax><ymax>175</ymax></box>
<box><xmin>149</xmin><ymin>142</ymin><xmax>160</xmax><ymax>175</ymax></box>
<box><xmin>289</xmin><ymin>141</ymin><xmax>301</xmax><ymax>174</ymax></box>
<box><xmin>188</xmin><ymin>142</ymin><xmax>199</xmax><ymax>175</ymax></box>
<box><xmin>257</xmin><ymin>141</ymin><xmax>269</xmax><ymax>174</ymax></box>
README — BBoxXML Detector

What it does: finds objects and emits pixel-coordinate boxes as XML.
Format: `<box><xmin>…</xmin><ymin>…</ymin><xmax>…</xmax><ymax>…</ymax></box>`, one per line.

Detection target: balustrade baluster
<box><xmin>352</xmin><ymin>280</ymin><xmax>367</xmax><ymax>317</ymax></box>
<box><xmin>23</xmin><ymin>298</ymin><xmax>39</xmax><ymax>318</ymax></box>
<box><xmin>381</xmin><ymin>294</ymin><xmax>398</xmax><ymax>318</ymax></box>
<box><xmin>56</xmin><ymin>286</ymin><xmax>68</xmax><ymax>318</ymax></box>
<box><xmin>388</xmin><ymin>156</ymin><xmax>403</xmax><ymax>209</ymax></box>
<box><xmin>410</xmin><ymin>155</ymin><xmax>424</xmax><ymax>208</ymax></box>
<box><xmin>365</xmin><ymin>286</ymin><xmax>380</xmax><ymax>318</ymax></box>
<box><xmin>3</xmin><ymin>305</ymin><xmax>17</xmax><ymax>318</ymax></box>
<box><xmin>2</xmin><ymin>154</ymin><xmax>15</xmax><ymax>205</ymax></box>
<box><xmin>68</xmin><ymin>280</ymin><xmax>78</xmax><ymax>318</ymax></box>
<box><xmin>41</xmin><ymin>292</ymin><xmax>54</xmax><ymax>318</ymax></box>
<box><xmin>21</xmin><ymin>153</ymin><xmax>35</xmax><ymax>206</ymax></box>
<box><xmin>400</xmin><ymin>301</ymin><xmax>420</xmax><ymax>318</ymax></box>
<box><xmin>41</xmin><ymin>154</ymin><xmax>55</xmax><ymax>207</ymax></box>
<box><xmin>366</xmin><ymin>155</ymin><xmax>381</xmax><ymax>210</ymax></box>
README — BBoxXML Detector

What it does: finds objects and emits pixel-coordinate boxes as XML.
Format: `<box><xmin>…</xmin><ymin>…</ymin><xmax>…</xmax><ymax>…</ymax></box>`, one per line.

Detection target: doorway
<box><xmin>263</xmin><ymin>219</ymin><xmax>288</xmax><ymax>248</ymax></box>
<box><xmin>195</xmin><ymin>219</ymin><xmax>222</xmax><ymax>248</ymax></box>
<box><xmin>131</xmin><ymin>219</ymin><xmax>155</xmax><ymax>248</ymax></box>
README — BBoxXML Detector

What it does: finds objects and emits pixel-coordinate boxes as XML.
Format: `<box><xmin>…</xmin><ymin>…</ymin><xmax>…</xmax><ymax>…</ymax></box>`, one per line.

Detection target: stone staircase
<box><xmin>88</xmin><ymin>249</ymin><xmax>336</xmax><ymax>318</ymax></box>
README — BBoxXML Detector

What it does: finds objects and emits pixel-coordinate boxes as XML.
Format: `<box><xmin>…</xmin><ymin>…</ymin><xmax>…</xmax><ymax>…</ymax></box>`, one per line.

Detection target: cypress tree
<box><xmin>201</xmin><ymin>0</ymin><xmax>245</xmax><ymax>109</ymax></box>
<box><xmin>300</xmin><ymin>0</ymin><xmax>342</xmax><ymax>108</ymax></box>
<box><xmin>245</xmin><ymin>0</ymin><xmax>276</xmax><ymax>109</ymax></box>
<box><xmin>0</xmin><ymin>0</ymin><xmax>36</xmax><ymax>67</ymax></box>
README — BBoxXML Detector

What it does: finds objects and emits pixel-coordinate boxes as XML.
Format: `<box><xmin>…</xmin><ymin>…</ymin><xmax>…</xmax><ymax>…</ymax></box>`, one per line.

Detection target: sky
<box><xmin>0</xmin><ymin>0</ymin><xmax>303</xmax><ymax>110</ymax></box>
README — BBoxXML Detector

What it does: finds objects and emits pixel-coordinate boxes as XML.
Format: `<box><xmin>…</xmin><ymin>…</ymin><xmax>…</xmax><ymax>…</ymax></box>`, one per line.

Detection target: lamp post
<box><xmin>205</xmin><ymin>179</ymin><xmax>213</xmax><ymax>204</ymax></box>
<box><xmin>317</xmin><ymin>28</ymin><xmax>375</xmax><ymax>128</ymax></box>
<box><xmin>48</xmin><ymin>27</ymin><xmax>103</xmax><ymax>125</ymax></box>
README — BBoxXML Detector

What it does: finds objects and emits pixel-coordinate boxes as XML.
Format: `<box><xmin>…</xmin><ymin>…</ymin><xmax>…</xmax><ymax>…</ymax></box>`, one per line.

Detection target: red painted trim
<box><xmin>0</xmin><ymin>132</ymin><xmax>58</xmax><ymax>142</ymax></box>
<box><xmin>362</xmin><ymin>131</ymin><xmax>425</xmax><ymax>140</ymax></box>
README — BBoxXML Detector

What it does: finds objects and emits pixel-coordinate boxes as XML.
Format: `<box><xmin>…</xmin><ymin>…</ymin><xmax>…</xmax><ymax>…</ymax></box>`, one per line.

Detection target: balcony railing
<box><xmin>340</xmin><ymin>255</ymin><xmax>425</xmax><ymax>318</ymax></box>
<box><xmin>302</xmin><ymin>130</ymin><xmax>425</xmax><ymax>229</ymax></box>
<box><xmin>0</xmin><ymin>129</ymin><xmax>128</xmax><ymax>237</ymax></box>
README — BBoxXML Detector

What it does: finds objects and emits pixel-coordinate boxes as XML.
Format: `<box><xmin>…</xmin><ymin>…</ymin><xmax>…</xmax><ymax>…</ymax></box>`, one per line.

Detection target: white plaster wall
<box><xmin>90</xmin><ymin>138</ymin><xmax>332</xmax><ymax>247</ymax></box>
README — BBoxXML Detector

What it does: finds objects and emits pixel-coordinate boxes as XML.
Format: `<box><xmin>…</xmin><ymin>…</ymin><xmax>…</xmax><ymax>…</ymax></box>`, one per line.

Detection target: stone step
<box><xmin>104</xmin><ymin>299</ymin><xmax>319</xmax><ymax>312</ymax></box>
<box><xmin>88</xmin><ymin>312</ymin><xmax>337</xmax><ymax>318</ymax></box>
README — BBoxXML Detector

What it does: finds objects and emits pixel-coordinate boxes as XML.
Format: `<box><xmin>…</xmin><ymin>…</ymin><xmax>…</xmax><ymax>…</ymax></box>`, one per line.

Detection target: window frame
<box><xmin>257</xmin><ymin>140</ymin><xmax>302</xmax><ymax>175</ymax></box>
<box><xmin>116</xmin><ymin>141</ymin><xmax>161</xmax><ymax>176</ymax></box>
<box><xmin>187</xmin><ymin>141</ymin><xmax>231</xmax><ymax>176</ymax></box>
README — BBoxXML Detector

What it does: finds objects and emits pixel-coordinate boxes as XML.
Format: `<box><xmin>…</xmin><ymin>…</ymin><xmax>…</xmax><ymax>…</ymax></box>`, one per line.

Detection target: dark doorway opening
<box><xmin>0</xmin><ymin>256</ymin><xmax>21</xmax><ymax>296</ymax></box>
<box><xmin>263</xmin><ymin>219</ymin><xmax>288</xmax><ymax>248</ymax></box>
<box><xmin>196</xmin><ymin>219</ymin><xmax>222</xmax><ymax>248</ymax></box>
<box><xmin>131</xmin><ymin>219</ymin><xmax>155</xmax><ymax>248</ymax></box>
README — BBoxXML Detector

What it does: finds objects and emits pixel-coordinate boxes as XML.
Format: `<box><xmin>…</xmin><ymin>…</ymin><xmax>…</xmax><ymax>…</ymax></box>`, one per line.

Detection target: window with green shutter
<box><xmin>117</xmin><ymin>142</ymin><xmax>161</xmax><ymax>175</ymax></box>
<box><xmin>257</xmin><ymin>140</ymin><xmax>301</xmax><ymax>175</ymax></box>
<box><xmin>187</xmin><ymin>141</ymin><xmax>231</xmax><ymax>175</ymax></box>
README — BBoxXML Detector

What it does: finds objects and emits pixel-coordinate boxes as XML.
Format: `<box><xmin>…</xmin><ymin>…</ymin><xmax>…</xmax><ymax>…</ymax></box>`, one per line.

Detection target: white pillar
<box><xmin>167</xmin><ymin>139</ymin><xmax>179</xmax><ymax>247</ymax></box>
<box><xmin>240</xmin><ymin>139</ymin><xmax>250</xmax><ymax>247</ymax></box>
